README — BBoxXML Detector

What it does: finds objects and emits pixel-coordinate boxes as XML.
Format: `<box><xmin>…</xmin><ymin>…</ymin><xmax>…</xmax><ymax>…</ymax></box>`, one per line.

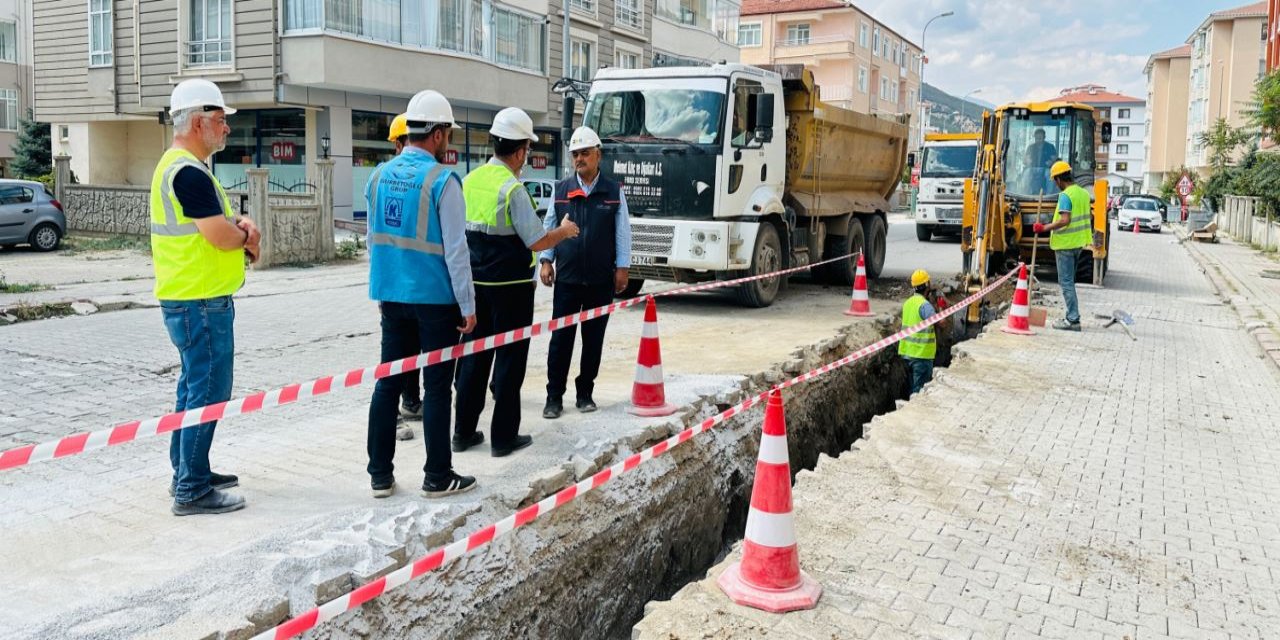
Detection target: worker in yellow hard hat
<box><xmin>899</xmin><ymin>269</ymin><xmax>938</xmax><ymax>396</ymax></box>
<box><xmin>1031</xmin><ymin>160</ymin><xmax>1089</xmax><ymax>332</ymax></box>
<box><xmin>387</xmin><ymin>113</ymin><xmax>409</xmax><ymax>154</ymax></box>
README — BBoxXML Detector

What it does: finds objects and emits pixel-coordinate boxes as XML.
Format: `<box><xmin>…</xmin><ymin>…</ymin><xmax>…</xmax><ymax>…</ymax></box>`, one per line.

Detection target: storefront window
<box><xmin>211</xmin><ymin>109</ymin><xmax>307</xmax><ymax>191</ymax></box>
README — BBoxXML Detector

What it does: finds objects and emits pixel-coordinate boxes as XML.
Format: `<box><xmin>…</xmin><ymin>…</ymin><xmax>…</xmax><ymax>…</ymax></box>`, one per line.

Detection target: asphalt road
<box><xmin>881</xmin><ymin>213</ymin><xmax>963</xmax><ymax>284</ymax></box>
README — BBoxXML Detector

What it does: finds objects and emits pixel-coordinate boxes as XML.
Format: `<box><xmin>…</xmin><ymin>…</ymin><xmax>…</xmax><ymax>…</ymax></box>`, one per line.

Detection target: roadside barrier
<box><xmin>627</xmin><ymin>296</ymin><xmax>678</xmax><ymax>417</ymax></box>
<box><xmin>1002</xmin><ymin>264</ymin><xmax>1034</xmax><ymax>336</ymax></box>
<box><xmin>0</xmin><ymin>251</ymin><xmax>862</xmax><ymax>472</ymax></box>
<box><xmin>252</xmin><ymin>265</ymin><xmax>1020</xmax><ymax>640</ymax></box>
<box><xmin>843</xmin><ymin>253</ymin><xmax>874</xmax><ymax>317</ymax></box>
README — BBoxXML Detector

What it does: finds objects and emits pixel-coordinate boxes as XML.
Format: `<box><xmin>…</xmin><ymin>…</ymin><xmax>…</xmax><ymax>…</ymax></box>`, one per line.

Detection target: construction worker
<box><xmin>1032</xmin><ymin>160</ymin><xmax>1090</xmax><ymax>331</ymax></box>
<box><xmin>540</xmin><ymin>126</ymin><xmax>632</xmax><ymax>418</ymax></box>
<box><xmin>151</xmin><ymin>79</ymin><xmax>258</xmax><ymax>516</ymax></box>
<box><xmin>381</xmin><ymin>113</ymin><xmax>427</xmax><ymax>423</ymax></box>
<box><xmin>365</xmin><ymin>90</ymin><xmax>478</xmax><ymax>499</ymax></box>
<box><xmin>454</xmin><ymin>108</ymin><xmax>579</xmax><ymax>457</ymax></box>
<box><xmin>899</xmin><ymin>269</ymin><xmax>937</xmax><ymax>397</ymax></box>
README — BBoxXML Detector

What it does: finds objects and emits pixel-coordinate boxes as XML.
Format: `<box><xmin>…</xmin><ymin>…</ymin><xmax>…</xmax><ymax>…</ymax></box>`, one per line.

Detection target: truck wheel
<box><xmin>614</xmin><ymin>278</ymin><xmax>645</xmax><ymax>299</ymax></box>
<box><xmin>817</xmin><ymin>223</ymin><xmax>865</xmax><ymax>286</ymax></box>
<box><xmin>916</xmin><ymin>225</ymin><xmax>932</xmax><ymax>242</ymax></box>
<box><xmin>736</xmin><ymin>223</ymin><xmax>783</xmax><ymax>307</ymax></box>
<box><xmin>861</xmin><ymin>215</ymin><xmax>887</xmax><ymax>278</ymax></box>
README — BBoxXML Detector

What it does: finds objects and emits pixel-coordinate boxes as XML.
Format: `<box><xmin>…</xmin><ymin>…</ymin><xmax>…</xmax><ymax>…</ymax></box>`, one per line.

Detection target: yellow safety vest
<box><xmin>898</xmin><ymin>294</ymin><xmax>936</xmax><ymax>360</ymax></box>
<box><xmin>1050</xmin><ymin>184</ymin><xmax>1093</xmax><ymax>251</ymax></box>
<box><xmin>149</xmin><ymin>148</ymin><xmax>245</xmax><ymax>300</ymax></box>
<box><xmin>463</xmin><ymin>161</ymin><xmax>536</xmax><ymax>285</ymax></box>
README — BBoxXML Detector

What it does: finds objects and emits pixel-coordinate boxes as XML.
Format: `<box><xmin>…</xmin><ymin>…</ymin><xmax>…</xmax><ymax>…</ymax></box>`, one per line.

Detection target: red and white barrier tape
<box><xmin>252</xmin><ymin>265</ymin><xmax>1019</xmax><ymax>640</ymax></box>
<box><xmin>0</xmin><ymin>250</ymin><xmax>860</xmax><ymax>472</ymax></box>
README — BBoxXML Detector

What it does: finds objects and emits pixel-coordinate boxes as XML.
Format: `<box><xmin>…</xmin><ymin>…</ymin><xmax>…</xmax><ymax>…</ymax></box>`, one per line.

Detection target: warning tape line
<box><xmin>252</xmin><ymin>266</ymin><xmax>1019</xmax><ymax>640</ymax></box>
<box><xmin>0</xmin><ymin>250</ymin><xmax>860</xmax><ymax>472</ymax></box>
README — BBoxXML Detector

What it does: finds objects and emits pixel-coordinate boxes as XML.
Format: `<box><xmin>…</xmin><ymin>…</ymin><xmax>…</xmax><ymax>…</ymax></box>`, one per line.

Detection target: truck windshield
<box><xmin>1004</xmin><ymin>111</ymin><xmax>1097</xmax><ymax>198</ymax></box>
<box><xmin>585</xmin><ymin>89</ymin><xmax>724</xmax><ymax>145</ymax></box>
<box><xmin>921</xmin><ymin>145</ymin><xmax>977</xmax><ymax>178</ymax></box>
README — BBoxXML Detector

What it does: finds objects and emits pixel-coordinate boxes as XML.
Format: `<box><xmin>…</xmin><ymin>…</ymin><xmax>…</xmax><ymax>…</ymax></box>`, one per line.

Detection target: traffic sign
<box><xmin>1176</xmin><ymin>174</ymin><xmax>1194</xmax><ymax>197</ymax></box>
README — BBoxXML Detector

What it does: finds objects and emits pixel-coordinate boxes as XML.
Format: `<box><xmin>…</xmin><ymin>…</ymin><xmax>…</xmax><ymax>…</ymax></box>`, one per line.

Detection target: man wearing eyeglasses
<box><xmin>453</xmin><ymin>108</ymin><xmax>579</xmax><ymax>458</ymax></box>
<box><xmin>539</xmin><ymin>126</ymin><xmax>632</xmax><ymax>419</ymax></box>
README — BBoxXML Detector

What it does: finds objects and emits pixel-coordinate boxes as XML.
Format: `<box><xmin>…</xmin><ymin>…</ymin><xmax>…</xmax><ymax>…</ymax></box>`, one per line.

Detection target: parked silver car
<box><xmin>0</xmin><ymin>179</ymin><xmax>65</xmax><ymax>251</ymax></box>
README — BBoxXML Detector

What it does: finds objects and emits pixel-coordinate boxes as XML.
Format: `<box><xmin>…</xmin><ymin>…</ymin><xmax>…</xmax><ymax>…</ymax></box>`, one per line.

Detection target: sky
<box><xmin>856</xmin><ymin>0</ymin><xmax>1254</xmax><ymax>105</ymax></box>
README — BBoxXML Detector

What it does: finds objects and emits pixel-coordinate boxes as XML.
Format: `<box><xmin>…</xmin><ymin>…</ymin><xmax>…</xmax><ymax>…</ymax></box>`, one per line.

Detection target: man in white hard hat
<box><xmin>365</xmin><ymin>90</ymin><xmax>479</xmax><ymax>498</ymax></box>
<box><xmin>539</xmin><ymin>126</ymin><xmax>632</xmax><ymax>419</ymax></box>
<box><xmin>453</xmin><ymin>107</ymin><xmax>579</xmax><ymax>457</ymax></box>
<box><xmin>151</xmin><ymin>79</ymin><xmax>258</xmax><ymax>516</ymax></box>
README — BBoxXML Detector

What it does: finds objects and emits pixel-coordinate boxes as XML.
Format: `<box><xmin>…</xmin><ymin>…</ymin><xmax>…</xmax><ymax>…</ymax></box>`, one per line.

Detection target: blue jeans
<box><xmin>368</xmin><ymin>302</ymin><xmax>462</xmax><ymax>485</ymax></box>
<box><xmin>905</xmin><ymin>356</ymin><xmax>934</xmax><ymax>396</ymax></box>
<box><xmin>161</xmin><ymin>295</ymin><xmax>236</xmax><ymax>503</ymax></box>
<box><xmin>1055</xmin><ymin>248</ymin><xmax>1082</xmax><ymax>324</ymax></box>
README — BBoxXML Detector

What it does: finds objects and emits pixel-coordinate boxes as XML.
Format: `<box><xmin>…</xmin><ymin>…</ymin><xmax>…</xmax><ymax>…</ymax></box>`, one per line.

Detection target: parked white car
<box><xmin>1118</xmin><ymin>198</ymin><xmax>1162</xmax><ymax>233</ymax></box>
<box><xmin>523</xmin><ymin>179</ymin><xmax>555</xmax><ymax>219</ymax></box>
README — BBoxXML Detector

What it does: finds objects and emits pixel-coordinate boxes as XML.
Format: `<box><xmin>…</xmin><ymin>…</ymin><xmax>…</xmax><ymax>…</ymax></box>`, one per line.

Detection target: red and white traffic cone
<box><xmin>843</xmin><ymin>254</ymin><xmax>874</xmax><ymax>317</ymax></box>
<box><xmin>627</xmin><ymin>296</ymin><xmax>678</xmax><ymax>417</ymax></box>
<box><xmin>1001</xmin><ymin>263</ymin><xmax>1034</xmax><ymax>336</ymax></box>
<box><xmin>718</xmin><ymin>389</ymin><xmax>822</xmax><ymax>612</ymax></box>
<box><xmin>1133</xmin><ymin>218</ymin><xmax>1141</xmax><ymax>235</ymax></box>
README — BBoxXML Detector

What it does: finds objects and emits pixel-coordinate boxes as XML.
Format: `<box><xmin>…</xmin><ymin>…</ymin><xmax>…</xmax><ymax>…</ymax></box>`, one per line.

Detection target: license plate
<box><xmin>939</xmin><ymin>208</ymin><xmax>963</xmax><ymax>220</ymax></box>
<box><xmin>631</xmin><ymin>255</ymin><xmax>657</xmax><ymax>266</ymax></box>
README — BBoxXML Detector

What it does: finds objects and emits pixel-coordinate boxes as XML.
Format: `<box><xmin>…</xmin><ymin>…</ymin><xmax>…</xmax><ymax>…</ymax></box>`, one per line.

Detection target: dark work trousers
<box><xmin>546</xmin><ymin>281</ymin><xmax>615</xmax><ymax>401</ymax></box>
<box><xmin>367</xmin><ymin>302</ymin><xmax>461</xmax><ymax>485</ymax></box>
<box><xmin>454</xmin><ymin>282</ymin><xmax>536</xmax><ymax>448</ymax></box>
<box><xmin>401</xmin><ymin>330</ymin><xmax>422</xmax><ymax>405</ymax></box>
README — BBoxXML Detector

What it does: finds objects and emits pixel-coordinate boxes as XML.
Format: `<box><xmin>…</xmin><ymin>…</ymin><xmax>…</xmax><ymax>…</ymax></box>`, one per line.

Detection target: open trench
<box><xmin>304</xmin><ymin>284</ymin><xmax>1013</xmax><ymax>640</ymax></box>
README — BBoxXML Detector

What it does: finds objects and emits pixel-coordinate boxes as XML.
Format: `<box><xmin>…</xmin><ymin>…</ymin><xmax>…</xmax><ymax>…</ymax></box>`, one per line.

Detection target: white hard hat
<box><xmin>404</xmin><ymin>90</ymin><xmax>460</xmax><ymax>132</ymax></box>
<box><xmin>170</xmin><ymin>79</ymin><xmax>236</xmax><ymax>114</ymax></box>
<box><xmin>569</xmin><ymin>126</ymin><xmax>602</xmax><ymax>152</ymax></box>
<box><xmin>489</xmin><ymin>107</ymin><xmax>537</xmax><ymax>142</ymax></box>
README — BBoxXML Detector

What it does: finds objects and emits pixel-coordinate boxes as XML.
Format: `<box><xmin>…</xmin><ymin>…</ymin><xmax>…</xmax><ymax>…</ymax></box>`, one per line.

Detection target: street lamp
<box><xmin>919</xmin><ymin>11</ymin><xmax>955</xmax><ymax>136</ymax></box>
<box><xmin>960</xmin><ymin>88</ymin><xmax>983</xmax><ymax>129</ymax></box>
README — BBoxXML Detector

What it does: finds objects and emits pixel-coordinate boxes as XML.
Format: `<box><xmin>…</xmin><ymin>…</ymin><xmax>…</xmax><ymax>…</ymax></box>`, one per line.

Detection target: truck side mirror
<box><xmin>752</xmin><ymin>93</ymin><xmax>775</xmax><ymax>144</ymax></box>
<box><xmin>1100</xmin><ymin>121</ymin><xmax>1112</xmax><ymax>144</ymax></box>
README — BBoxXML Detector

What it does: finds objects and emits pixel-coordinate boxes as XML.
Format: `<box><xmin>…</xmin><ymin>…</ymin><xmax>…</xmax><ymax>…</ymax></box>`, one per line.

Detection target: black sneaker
<box><xmin>492</xmin><ymin>434</ymin><xmax>533</xmax><ymax>458</ymax></box>
<box><xmin>400</xmin><ymin>398</ymin><xmax>423</xmax><ymax>419</ymax></box>
<box><xmin>169</xmin><ymin>471</ymin><xmax>238</xmax><ymax>497</ymax></box>
<box><xmin>371</xmin><ymin>477</ymin><xmax>395</xmax><ymax>499</ymax></box>
<box><xmin>452</xmin><ymin>431</ymin><xmax>485</xmax><ymax>452</ymax></box>
<box><xmin>575</xmin><ymin>397</ymin><xmax>598</xmax><ymax>413</ymax></box>
<box><xmin>422</xmin><ymin>472</ymin><xmax>477</xmax><ymax>497</ymax></box>
<box><xmin>543</xmin><ymin>397</ymin><xmax>563</xmax><ymax>419</ymax></box>
<box><xmin>171</xmin><ymin>488</ymin><xmax>246</xmax><ymax>516</ymax></box>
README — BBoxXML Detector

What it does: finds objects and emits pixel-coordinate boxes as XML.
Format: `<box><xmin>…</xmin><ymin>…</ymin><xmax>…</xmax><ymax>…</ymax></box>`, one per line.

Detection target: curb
<box><xmin>1177</xmin><ymin>226</ymin><xmax>1280</xmax><ymax>372</ymax></box>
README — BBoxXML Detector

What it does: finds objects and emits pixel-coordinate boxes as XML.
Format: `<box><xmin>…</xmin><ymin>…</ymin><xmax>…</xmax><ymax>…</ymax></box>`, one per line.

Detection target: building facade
<box><xmin>1267</xmin><ymin>0</ymin><xmax>1279</xmax><ymax>71</ymax></box>
<box><xmin>1056</xmin><ymin>85</ymin><xmax>1146</xmax><ymax>195</ymax></box>
<box><xmin>1144</xmin><ymin>45</ymin><xmax>1192</xmax><ymax>192</ymax></box>
<box><xmin>1184</xmin><ymin>1</ymin><xmax>1267</xmax><ymax>170</ymax></box>
<box><xmin>34</xmin><ymin>0</ymin><xmax>738</xmax><ymax>221</ymax></box>
<box><xmin>0</xmin><ymin>0</ymin><xmax>32</xmax><ymax>178</ymax></box>
<box><xmin>736</xmin><ymin>0</ymin><xmax>923</xmax><ymax>151</ymax></box>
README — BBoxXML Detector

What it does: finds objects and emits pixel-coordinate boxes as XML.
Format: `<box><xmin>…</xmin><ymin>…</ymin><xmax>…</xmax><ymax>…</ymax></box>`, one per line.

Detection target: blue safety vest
<box><xmin>366</xmin><ymin>147</ymin><xmax>460</xmax><ymax>304</ymax></box>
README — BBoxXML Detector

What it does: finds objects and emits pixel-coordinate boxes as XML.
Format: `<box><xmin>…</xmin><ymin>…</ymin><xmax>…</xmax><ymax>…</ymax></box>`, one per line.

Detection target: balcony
<box><xmin>773</xmin><ymin>35</ymin><xmax>855</xmax><ymax>60</ymax></box>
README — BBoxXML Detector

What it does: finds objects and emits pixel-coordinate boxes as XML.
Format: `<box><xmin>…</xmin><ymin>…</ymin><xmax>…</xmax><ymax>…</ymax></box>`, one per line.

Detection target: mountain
<box><xmin>921</xmin><ymin>83</ymin><xmax>990</xmax><ymax>134</ymax></box>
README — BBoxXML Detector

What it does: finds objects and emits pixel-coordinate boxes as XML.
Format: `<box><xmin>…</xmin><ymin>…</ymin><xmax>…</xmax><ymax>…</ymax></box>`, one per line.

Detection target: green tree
<box><xmin>10</xmin><ymin>109</ymin><xmax>51</xmax><ymax>179</ymax></box>
<box><xmin>1196</xmin><ymin>118</ymin><xmax>1250</xmax><ymax>173</ymax></box>
<box><xmin>1246</xmin><ymin>70</ymin><xmax>1280</xmax><ymax>140</ymax></box>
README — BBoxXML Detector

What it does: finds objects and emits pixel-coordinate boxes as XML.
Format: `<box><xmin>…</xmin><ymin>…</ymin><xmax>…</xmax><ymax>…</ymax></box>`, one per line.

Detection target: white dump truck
<box><xmin>582</xmin><ymin>63</ymin><xmax>911</xmax><ymax>307</ymax></box>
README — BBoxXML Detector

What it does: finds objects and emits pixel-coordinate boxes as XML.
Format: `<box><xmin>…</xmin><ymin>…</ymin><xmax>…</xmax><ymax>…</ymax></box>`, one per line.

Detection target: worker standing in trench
<box><xmin>899</xmin><ymin>270</ymin><xmax>939</xmax><ymax>397</ymax></box>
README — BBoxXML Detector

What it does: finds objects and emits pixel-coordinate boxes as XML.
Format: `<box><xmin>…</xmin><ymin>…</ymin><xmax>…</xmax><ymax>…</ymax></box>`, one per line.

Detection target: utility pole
<box><xmin>561</xmin><ymin>0</ymin><xmax>574</xmax><ymax>178</ymax></box>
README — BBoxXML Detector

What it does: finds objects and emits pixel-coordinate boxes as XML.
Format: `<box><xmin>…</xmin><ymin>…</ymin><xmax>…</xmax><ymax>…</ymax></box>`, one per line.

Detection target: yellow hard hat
<box><xmin>387</xmin><ymin>114</ymin><xmax>408</xmax><ymax>142</ymax></box>
<box><xmin>911</xmin><ymin>269</ymin><xmax>930</xmax><ymax>287</ymax></box>
<box><xmin>1050</xmin><ymin>160</ymin><xmax>1072</xmax><ymax>179</ymax></box>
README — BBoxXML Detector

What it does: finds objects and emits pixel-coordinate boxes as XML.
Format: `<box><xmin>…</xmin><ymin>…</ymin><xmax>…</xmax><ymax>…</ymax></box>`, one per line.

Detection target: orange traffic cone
<box><xmin>843</xmin><ymin>254</ymin><xmax>874</xmax><ymax>317</ymax></box>
<box><xmin>1133</xmin><ymin>218</ymin><xmax>1141</xmax><ymax>235</ymax></box>
<box><xmin>627</xmin><ymin>296</ymin><xmax>678</xmax><ymax>417</ymax></box>
<box><xmin>717</xmin><ymin>389</ymin><xmax>822</xmax><ymax>613</ymax></box>
<box><xmin>1001</xmin><ymin>264</ymin><xmax>1034</xmax><ymax>335</ymax></box>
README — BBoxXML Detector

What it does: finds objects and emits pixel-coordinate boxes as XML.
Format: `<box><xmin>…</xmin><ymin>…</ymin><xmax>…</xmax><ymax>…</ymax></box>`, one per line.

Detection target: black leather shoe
<box><xmin>492</xmin><ymin>434</ymin><xmax>533</xmax><ymax>457</ymax></box>
<box><xmin>543</xmin><ymin>397</ymin><xmax>563</xmax><ymax>419</ymax></box>
<box><xmin>575</xmin><ymin>397</ymin><xmax>598</xmax><ymax>413</ymax></box>
<box><xmin>452</xmin><ymin>432</ymin><xmax>485</xmax><ymax>452</ymax></box>
<box><xmin>171</xmin><ymin>488</ymin><xmax>246</xmax><ymax>516</ymax></box>
<box><xmin>170</xmin><ymin>471</ymin><xmax>238</xmax><ymax>497</ymax></box>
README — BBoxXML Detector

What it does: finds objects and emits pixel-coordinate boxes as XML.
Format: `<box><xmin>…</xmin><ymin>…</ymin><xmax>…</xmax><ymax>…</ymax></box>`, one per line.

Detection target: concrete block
<box><xmin>312</xmin><ymin>569</ymin><xmax>354</xmax><ymax>605</ymax></box>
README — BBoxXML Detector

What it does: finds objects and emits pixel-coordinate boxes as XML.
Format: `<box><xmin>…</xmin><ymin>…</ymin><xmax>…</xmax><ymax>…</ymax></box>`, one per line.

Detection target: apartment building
<box><xmin>1267</xmin><ymin>0</ymin><xmax>1279</xmax><ymax>71</ymax></box>
<box><xmin>1144</xmin><ymin>45</ymin><xmax>1192</xmax><ymax>191</ymax></box>
<box><xmin>1055</xmin><ymin>84</ymin><xmax>1145</xmax><ymax>195</ymax></box>
<box><xmin>736</xmin><ymin>0</ymin><xmax>924</xmax><ymax>150</ymax></box>
<box><xmin>0</xmin><ymin>0</ymin><xmax>31</xmax><ymax>178</ymax></box>
<box><xmin>1185</xmin><ymin>1</ymin><xmax>1267</xmax><ymax>170</ymax></box>
<box><xmin>34</xmin><ymin>0</ymin><xmax>738</xmax><ymax>221</ymax></box>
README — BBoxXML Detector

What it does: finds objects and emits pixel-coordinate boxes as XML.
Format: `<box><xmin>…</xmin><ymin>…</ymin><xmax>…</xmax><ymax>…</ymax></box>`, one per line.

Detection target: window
<box><xmin>859</xmin><ymin>22</ymin><xmax>868</xmax><ymax>47</ymax></box>
<box><xmin>891</xmin><ymin>41</ymin><xmax>898</xmax><ymax>65</ymax></box>
<box><xmin>585</xmin><ymin>86</ymin><xmax>725</xmax><ymax>144</ymax></box>
<box><xmin>0</xmin><ymin>184</ymin><xmax>33</xmax><ymax>204</ymax></box>
<box><xmin>657</xmin><ymin>0</ymin><xmax>712</xmax><ymax>30</ymax></box>
<box><xmin>187</xmin><ymin>0</ymin><xmax>233</xmax><ymax>68</ymax></box>
<box><xmin>491</xmin><ymin>7</ymin><xmax>544</xmax><ymax>72</ymax></box>
<box><xmin>570</xmin><ymin>38</ymin><xmax>594</xmax><ymax>82</ymax></box>
<box><xmin>0</xmin><ymin>89</ymin><xmax>16</xmax><ymax>131</ymax></box>
<box><xmin>1116</xmin><ymin>143</ymin><xmax>1129</xmax><ymax>154</ymax></box>
<box><xmin>872</xmin><ymin>26</ymin><xmax>880</xmax><ymax>56</ymax></box>
<box><xmin>616</xmin><ymin>48</ymin><xmax>640</xmax><ymax>69</ymax></box>
<box><xmin>881</xmin><ymin>35</ymin><xmax>890</xmax><ymax>59</ymax></box>
<box><xmin>570</xmin><ymin>0</ymin><xmax>594</xmax><ymax>13</ymax></box>
<box><xmin>858</xmin><ymin>66</ymin><xmax>868</xmax><ymax>93</ymax></box>
<box><xmin>908</xmin><ymin>88</ymin><xmax>916</xmax><ymax>108</ymax></box>
<box><xmin>87</xmin><ymin>3</ymin><xmax>112</xmax><ymax>66</ymax></box>
<box><xmin>1117</xmin><ymin>125</ymin><xmax>1130</xmax><ymax>137</ymax></box>
<box><xmin>730</xmin><ymin>78</ymin><xmax>763</xmax><ymax>147</ymax></box>
<box><xmin>0</xmin><ymin>20</ymin><xmax>16</xmax><ymax>65</ymax></box>
<box><xmin>880</xmin><ymin>77</ymin><xmax>889</xmax><ymax>101</ymax></box>
<box><xmin>1118</xmin><ymin>108</ymin><xmax>1130</xmax><ymax>119</ymax></box>
<box><xmin>785</xmin><ymin>23</ymin><xmax>810</xmax><ymax>45</ymax></box>
<box><xmin>1116</xmin><ymin>162</ymin><xmax>1129</xmax><ymax>172</ymax></box>
<box><xmin>616</xmin><ymin>0</ymin><xmax>642</xmax><ymax>29</ymax></box>
<box><xmin>738</xmin><ymin>23</ymin><xmax>761</xmax><ymax>47</ymax></box>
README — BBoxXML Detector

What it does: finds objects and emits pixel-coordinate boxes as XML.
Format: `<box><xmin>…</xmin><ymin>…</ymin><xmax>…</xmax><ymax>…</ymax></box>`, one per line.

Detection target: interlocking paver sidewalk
<box><xmin>634</xmin><ymin>229</ymin><xmax>1280</xmax><ymax>639</ymax></box>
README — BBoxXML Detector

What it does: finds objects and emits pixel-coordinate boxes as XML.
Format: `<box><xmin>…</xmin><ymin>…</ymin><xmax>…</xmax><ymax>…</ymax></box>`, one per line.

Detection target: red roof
<box><xmin>741</xmin><ymin>0</ymin><xmax>846</xmax><ymax>17</ymax></box>
<box><xmin>1210</xmin><ymin>0</ymin><xmax>1267</xmax><ymax>19</ymax></box>
<box><xmin>1151</xmin><ymin>44</ymin><xmax>1192</xmax><ymax>59</ymax></box>
<box><xmin>1056</xmin><ymin>86</ymin><xmax>1144</xmax><ymax>104</ymax></box>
